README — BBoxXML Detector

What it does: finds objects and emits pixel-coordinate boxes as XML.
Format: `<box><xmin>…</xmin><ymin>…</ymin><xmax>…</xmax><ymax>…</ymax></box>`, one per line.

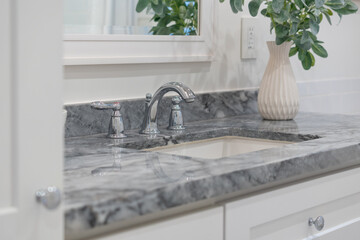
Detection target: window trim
<box><xmin>63</xmin><ymin>1</ymin><xmax>215</xmax><ymax>66</ymax></box>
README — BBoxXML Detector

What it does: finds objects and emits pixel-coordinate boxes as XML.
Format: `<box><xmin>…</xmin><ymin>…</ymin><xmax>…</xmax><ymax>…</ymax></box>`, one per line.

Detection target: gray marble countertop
<box><xmin>64</xmin><ymin>112</ymin><xmax>360</xmax><ymax>239</ymax></box>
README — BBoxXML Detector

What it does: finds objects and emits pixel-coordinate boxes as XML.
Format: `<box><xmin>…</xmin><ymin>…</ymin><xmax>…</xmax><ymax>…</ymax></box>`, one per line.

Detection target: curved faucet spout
<box><xmin>153</xmin><ymin>82</ymin><xmax>196</xmax><ymax>103</ymax></box>
<box><xmin>140</xmin><ymin>82</ymin><xmax>196</xmax><ymax>135</ymax></box>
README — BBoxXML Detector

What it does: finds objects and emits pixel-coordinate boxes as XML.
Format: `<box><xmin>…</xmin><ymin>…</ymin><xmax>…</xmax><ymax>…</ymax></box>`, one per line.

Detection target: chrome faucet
<box><xmin>140</xmin><ymin>82</ymin><xmax>196</xmax><ymax>135</ymax></box>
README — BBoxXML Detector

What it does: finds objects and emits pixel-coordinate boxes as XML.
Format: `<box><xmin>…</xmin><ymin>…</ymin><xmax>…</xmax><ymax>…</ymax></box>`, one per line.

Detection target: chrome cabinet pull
<box><xmin>309</xmin><ymin>216</ymin><xmax>325</xmax><ymax>231</ymax></box>
<box><xmin>35</xmin><ymin>186</ymin><xmax>61</xmax><ymax>210</ymax></box>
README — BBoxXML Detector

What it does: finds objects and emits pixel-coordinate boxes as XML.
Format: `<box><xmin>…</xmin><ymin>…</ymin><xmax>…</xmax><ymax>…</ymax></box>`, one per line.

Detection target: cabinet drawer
<box><xmin>225</xmin><ymin>167</ymin><xmax>360</xmax><ymax>240</ymax></box>
<box><xmin>92</xmin><ymin>207</ymin><xmax>223</xmax><ymax>240</ymax></box>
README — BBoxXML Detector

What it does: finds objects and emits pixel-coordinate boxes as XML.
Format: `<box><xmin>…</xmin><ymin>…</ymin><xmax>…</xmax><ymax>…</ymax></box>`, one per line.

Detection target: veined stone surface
<box><xmin>64</xmin><ymin>112</ymin><xmax>360</xmax><ymax>238</ymax></box>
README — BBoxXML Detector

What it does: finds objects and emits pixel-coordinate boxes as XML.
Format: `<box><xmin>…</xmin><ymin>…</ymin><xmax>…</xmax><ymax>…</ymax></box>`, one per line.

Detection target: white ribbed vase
<box><xmin>258</xmin><ymin>41</ymin><xmax>299</xmax><ymax>120</ymax></box>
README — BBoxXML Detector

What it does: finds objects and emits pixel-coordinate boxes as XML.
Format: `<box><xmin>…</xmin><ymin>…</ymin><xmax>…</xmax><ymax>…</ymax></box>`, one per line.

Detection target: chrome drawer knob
<box><xmin>309</xmin><ymin>216</ymin><xmax>325</xmax><ymax>231</ymax></box>
<box><xmin>35</xmin><ymin>186</ymin><xmax>61</xmax><ymax>210</ymax></box>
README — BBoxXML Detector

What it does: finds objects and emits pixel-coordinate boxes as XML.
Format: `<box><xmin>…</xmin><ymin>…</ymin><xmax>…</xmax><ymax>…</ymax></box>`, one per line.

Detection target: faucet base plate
<box><xmin>139</xmin><ymin>128</ymin><xmax>160</xmax><ymax>135</ymax></box>
<box><xmin>167</xmin><ymin>125</ymin><xmax>185</xmax><ymax>131</ymax></box>
<box><xmin>108</xmin><ymin>133</ymin><xmax>127</xmax><ymax>139</ymax></box>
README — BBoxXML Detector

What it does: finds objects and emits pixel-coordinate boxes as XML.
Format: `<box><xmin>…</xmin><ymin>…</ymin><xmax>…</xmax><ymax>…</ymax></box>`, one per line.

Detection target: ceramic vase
<box><xmin>258</xmin><ymin>41</ymin><xmax>299</xmax><ymax>120</ymax></box>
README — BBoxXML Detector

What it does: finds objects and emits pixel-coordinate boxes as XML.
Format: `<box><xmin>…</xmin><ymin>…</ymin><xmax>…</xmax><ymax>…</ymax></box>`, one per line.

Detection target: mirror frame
<box><xmin>63</xmin><ymin>1</ymin><xmax>214</xmax><ymax>65</ymax></box>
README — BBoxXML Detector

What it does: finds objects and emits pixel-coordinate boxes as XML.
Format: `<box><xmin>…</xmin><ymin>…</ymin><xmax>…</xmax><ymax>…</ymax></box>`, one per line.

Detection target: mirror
<box><xmin>64</xmin><ymin>0</ymin><xmax>199</xmax><ymax>36</ymax></box>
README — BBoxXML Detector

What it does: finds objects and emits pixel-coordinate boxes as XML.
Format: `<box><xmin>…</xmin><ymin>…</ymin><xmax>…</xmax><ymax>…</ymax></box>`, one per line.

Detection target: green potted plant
<box><xmin>220</xmin><ymin>0</ymin><xmax>358</xmax><ymax>120</ymax></box>
<box><xmin>135</xmin><ymin>0</ymin><xmax>199</xmax><ymax>35</ymax></box>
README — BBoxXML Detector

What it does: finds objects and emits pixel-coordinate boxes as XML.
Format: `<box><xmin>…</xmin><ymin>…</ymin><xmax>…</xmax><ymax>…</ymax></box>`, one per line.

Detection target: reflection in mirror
<box><xmin>64</xmin><ymin>0</ymin><xmax>199</xmax><ymax>36</ymax></box>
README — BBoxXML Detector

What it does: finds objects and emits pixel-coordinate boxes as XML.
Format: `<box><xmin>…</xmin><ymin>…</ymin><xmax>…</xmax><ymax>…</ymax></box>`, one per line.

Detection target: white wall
<box><xmin>64</xmin><ymin>1</ymin><xmax>360</xmax><ymax>114</ymax></box>
<box><xmin>298</xmin><ymin>78</ymin><xmax>360</xmax><ymax>115</ymax></box>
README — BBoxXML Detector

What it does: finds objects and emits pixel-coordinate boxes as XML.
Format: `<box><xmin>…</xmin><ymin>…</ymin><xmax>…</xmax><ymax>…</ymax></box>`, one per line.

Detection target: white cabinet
<box><xmin>0</xmin><ymin>0</ymin><xmax>63</xmax><ymax>239</ymax></box>
<box><xmin>93</xmin><ymin>207</ymin><xmax>224</xmax><ymax>240</ymax></box>
<box><xmin>225</xmin><ymin>167</ymin><xmax>360</xmax><ymax>240</ymax></box>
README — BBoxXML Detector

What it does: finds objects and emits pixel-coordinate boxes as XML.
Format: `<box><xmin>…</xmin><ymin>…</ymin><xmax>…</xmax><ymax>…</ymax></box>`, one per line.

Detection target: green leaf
<box><xmin>157</xmin><ymin>15</ymin><xmax>171</xmax><ymax>27</ymax></box>
<box><xmin>290</xmin><ymin>13</ymin><xmax>301</xmax><ymax>23</ymax></box>
<box><xmin>289</xmin><ymin>46</ymin><xmax>298</xmax><ymax>57</ymax></box>
<box><xmin>308</xmin><ymin>31</ymin><xmax>318</xmax><ymax>42</ymax></box>
<box><xmin>302</xmin><ymin>51</ymin><xmax>312</xmax><ymax>70</ymax></box>
<box><xmin>309</xmin><ymin>12</ymin><xmax>317</xmax><ymax>22</ymax></box>
<box><xmin>275</xmin><ymin>24</ymin><xmax>289</xmax><ymax>38</ymax></box>
<box><xmin>312</xmin><ymin>42</ymin><xmax>328</xmax><ymax>57</ymax></box>
<box><xmin>273</xmin><ymin>9</ymin><xmax>290</xmax><ymax>23</ymax></box>
<box><xmin>276</xmin><ymin>36</ymin><xmax>288</xmax><ymax>45</ymax></box>
<box><xmin>249</xmin><ymin>0</ymin><xmax>264</xmax><ymax>16</ymax></box>
<box><xmin>334</xmin><ymin>2</ymin><xmax>358</xmax><ymax>15</ymax></box>
<box><xmin>337</xmin><ymin>12</ymin><xmax>343</xmax><ymax>23</ymax></box>
<box><xmin>234</xmin><ymin>0</ymin><xmax>243</xmax><ymax>11</ymax></box>
<box><xmin>298</xmin><ymin>48</ymin><xmax>307</xmax><ymax>61</ymax></box>
<box><xmin>300</xmin><ymin>0</ymin><xmax>309</xmax><ymax>7</ymax></box>
<box><xmin>261</xmin><ymin>8</ymin><xmax>269</xmax><ymax>16</ymax></box>
<box><xmin>325</xmin><ymin>0</ymin><xmax>345</xmax><ymax>10</ymax></box>
<box><xmin>151</xmin><ymin>1</ymin><xmax>163</xmax><ymax>14</ymax></box>
<box><xmin>301</xmin><ymin>41</ymin><xmax>312</xmax><ymax>50</ymax></box>
<box><xmin>230</xmin><ymin>0</ymin><xmax>239</xmax><ymax>13</ymax></box>
<box><xmin>270</xmin><ymin>22</ymin><xmax>274</xmax><ymax>34</ymax></box>
<box><xmin>294</xmin><ymin>0</ymin><xmax>305</xmax><ymax>8</ymax></box>
<box><xmin>309</xmin><ymin>51</ymin><xmax>316</xmax><ymax>66</ymax></box>
<box><xmin>300</xmin><ymin>30</ymin><xmax>311</xmax><ymax>44</ymax></box>
<box><xmin>294</xmin><ymin>36</ymin><xmax>312</xmax><ymax>50</ymax></box>
<box><xmin>323</xmin><ymin>11</ymin><xmax>332</xmax><ymax>25</ymax></box>
<box><xmin>289</xmin><ymin>22</ymin><xmax>298</xmax><ymax>35</ymax></box>
<box><xmin>315</xmin><ymin>0</ymin><xmax>325</xmax><ymax>8</ymax></box>
<box><xmin>267</xmin><ymin>2</ymin><xmax>275</xmax><ymax>14</ymax></box>
<box><xmin>136</xmin><ymin>0</ymin><xmax>150</xmax><ymax>12</ymax></box>
<box><xmin>272</xmin><ymin>0</ymin><xmax>285</xmax><ymax>13</ymax></box>
<box><xmin>305</xmin><ymin>0</ymin><xmax>315</xmax><ymax>6</ymax></box>
<box><xmin>310</xmin><ymin>19</ymin><xmax>320</xmax><ymax>35</ymax></box>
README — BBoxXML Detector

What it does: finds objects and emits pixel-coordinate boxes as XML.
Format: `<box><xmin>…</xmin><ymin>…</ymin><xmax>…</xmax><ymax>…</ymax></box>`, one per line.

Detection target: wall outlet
<box><xmin>241</xmin><ymin>17</ymin><xmax>259</xmax><ymax>59</ymax></box>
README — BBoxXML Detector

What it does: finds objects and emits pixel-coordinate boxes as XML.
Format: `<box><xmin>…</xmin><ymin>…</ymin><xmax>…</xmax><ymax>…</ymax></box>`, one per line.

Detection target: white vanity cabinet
<box><xmin>225</xmin><ymin>167</ymin><xmax>360</xmax><ymax>240</ymax></box>
<box><xmin>0</xmin><ymin>0</ymin><xmax>63</xmax><ymax>239</ymax></box>
<box><xmin>93</xmin><ymin>207</ymin><xmax>224</xmax><ymax>240</ymax></box>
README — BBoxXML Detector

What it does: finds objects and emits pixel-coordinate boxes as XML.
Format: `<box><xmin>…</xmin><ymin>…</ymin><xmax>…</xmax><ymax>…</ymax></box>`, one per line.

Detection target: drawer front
<box><xmin>92</xmin><ymin>207</ymin><xmax>224</xmax><ymax>240</ymax></box>
<box><xmin>310</xmin><ymin>216</ymin><xmax>360</xmax><ymax>240</ymax></box>
<box><xmin>225</xmin><ymin>167</ymin><xmax>360</xmax><ymax>240</ymax></box>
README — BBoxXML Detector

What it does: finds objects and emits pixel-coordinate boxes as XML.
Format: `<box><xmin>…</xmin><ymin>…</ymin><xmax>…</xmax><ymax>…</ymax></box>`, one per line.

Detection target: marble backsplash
<box><xmin>64</xmin><ymin>89</ymin><xmax>258</xmax><ymax>138</ymax></box>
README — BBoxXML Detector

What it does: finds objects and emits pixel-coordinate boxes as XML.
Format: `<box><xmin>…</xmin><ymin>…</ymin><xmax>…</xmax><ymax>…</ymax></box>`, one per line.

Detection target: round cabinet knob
<box><xmin>309</xmin><ymin>216</ymin><xmax>325</xmax><ymax>231</ymax></box>
<box><xmin>35</xmin><ymin>186</ymin><xmax>61</xmax><ymax>210</ymax></box>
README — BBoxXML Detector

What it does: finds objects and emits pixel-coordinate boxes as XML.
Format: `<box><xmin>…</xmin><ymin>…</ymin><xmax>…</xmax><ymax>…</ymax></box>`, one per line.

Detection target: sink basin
<box><xmin>147</xmin><ymin>136</ymin><xmax>292</xmax><ymax>159</ymax></box>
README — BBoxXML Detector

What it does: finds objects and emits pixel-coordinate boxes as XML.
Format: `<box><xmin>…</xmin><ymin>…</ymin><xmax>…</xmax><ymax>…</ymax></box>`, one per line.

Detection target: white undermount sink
<box><xmin>147</xmin><ymin>136</ymin><xmax>292</xmax><ymax>159</ymax></box>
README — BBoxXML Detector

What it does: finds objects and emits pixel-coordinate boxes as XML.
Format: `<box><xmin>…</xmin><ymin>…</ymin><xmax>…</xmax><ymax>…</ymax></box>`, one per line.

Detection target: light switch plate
<box><xmin>241</xmin><ymin>17</ymin><xmax>259</xmax><ymax>59</ymax></box>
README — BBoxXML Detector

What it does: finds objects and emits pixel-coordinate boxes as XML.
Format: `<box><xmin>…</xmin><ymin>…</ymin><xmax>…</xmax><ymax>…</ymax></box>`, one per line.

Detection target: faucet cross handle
<box><xmin>91</xmin><ymin>101</ymin><xmax>126</xmax><ymax>139</ymax></box>
<box><xmin>168</xmin><ymin>96</ymin><xmax>185</xmax><ymax>130</ymax></box>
